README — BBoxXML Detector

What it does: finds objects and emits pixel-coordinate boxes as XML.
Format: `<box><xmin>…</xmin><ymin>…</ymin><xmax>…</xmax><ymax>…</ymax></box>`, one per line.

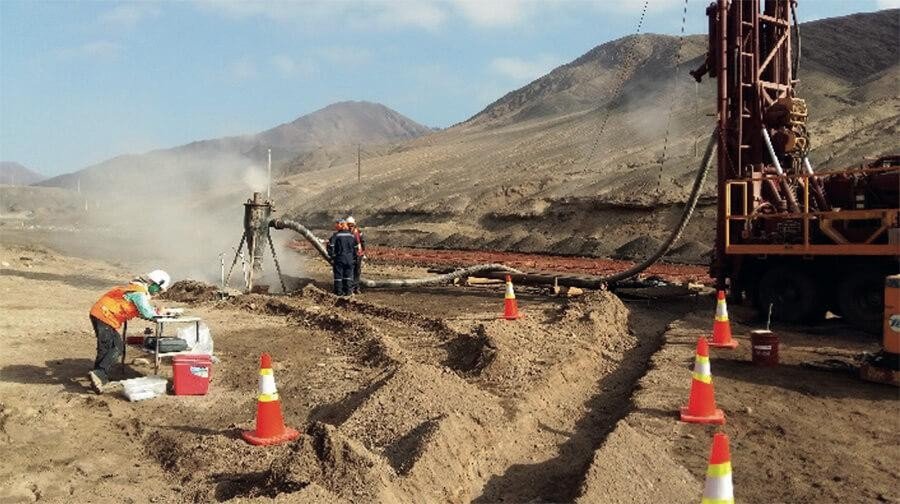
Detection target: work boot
<box><xmin>88</xmin><ymin>370</ymin><xmax>105</xmax><ymax>395</ymax></box>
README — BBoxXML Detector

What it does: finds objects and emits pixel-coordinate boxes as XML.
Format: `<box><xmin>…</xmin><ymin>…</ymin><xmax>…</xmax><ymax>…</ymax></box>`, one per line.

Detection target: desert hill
<box><xmin>38</xmin><ymin>101</ymin><xmax>431</xmax><ymax>196</ymax></box>
<box><xmin>0</xmin><ymin>161</ymin><xmax>45</xmax><ymax>186</ymax></box>
<box><xmin>266</xmin><ymin>9</ymin><xmax>898</xmax><ymax>258</ymax></box>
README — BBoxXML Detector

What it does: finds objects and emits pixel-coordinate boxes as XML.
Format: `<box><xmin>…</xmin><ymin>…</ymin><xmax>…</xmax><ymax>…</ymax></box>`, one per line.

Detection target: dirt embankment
<box><xmin>145</xmin><ymin>282</ymin><xmax>646</xmax><ymax>503</ymax></box>
<box><xmin>575</xmin><ymin>309</ymin><xmax>898</xmax><ymax>503</ymax></box>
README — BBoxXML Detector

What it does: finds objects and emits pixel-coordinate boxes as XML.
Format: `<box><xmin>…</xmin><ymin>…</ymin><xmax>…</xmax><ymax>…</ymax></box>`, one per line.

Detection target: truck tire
<box><xmin>756</xmin><ymin>266</ymin><xmax>819</xmax><ymax>324</ymax></box>
<box><xmin>837</xmin><ymin>268</ymin><xmax>886</xmax><ymax>334</ymax></box>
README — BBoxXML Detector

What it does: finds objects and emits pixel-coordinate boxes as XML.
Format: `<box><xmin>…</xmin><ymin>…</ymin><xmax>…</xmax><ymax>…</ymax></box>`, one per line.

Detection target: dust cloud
<box><xmin>27</xmin><ymin>149</ymin><xmax>308</xmax><ymax>287</ymax></box>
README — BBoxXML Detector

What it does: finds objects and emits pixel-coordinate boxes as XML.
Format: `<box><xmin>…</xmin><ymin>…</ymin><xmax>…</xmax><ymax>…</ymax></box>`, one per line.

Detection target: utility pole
<box><xmin>357</xmin><ymin>144</ymin><xmax>361</xmax><ymax>182</ymax></box>
<box><xmin>267</xmin><ymin>148</ymin><xmax>272</xmax><ymax>200</ymax></box>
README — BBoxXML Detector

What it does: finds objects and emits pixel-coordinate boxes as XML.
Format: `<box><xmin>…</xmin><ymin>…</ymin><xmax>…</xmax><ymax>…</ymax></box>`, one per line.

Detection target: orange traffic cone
<box><xmin>680</xmin><ymin>337</ymin><xmax>725</xmax><ymax>424</ymax></box>
<box><xmin>503</xmin><ymin>275</ymin><xmax>521</xmax><ymax>320</ymax></box>
<box><xmin>710</xmin><ymin>290</ymin><xmax>738</xmax><ymax>349</ymax></box>
<box><xmin>242</xmin><ymin>353</ymin><xmax>300</xmax><ymax>446</ymax></box>
<box><xmin>701</xmin><ymin>433</ymin><xmax>734</xmax><ymax>504</ymax></box>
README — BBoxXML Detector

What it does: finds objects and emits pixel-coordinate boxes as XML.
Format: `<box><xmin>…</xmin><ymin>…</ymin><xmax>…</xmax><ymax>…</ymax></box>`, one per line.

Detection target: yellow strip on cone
<box><xmin>701</xmin><ymin>433</ymin><xmax>735</xmax><ymax>504</ymax></box>
<box><xmin>710</xmin><ymin>290</ymin><xmax>738</xmax><ymax>349</ymax></box>
<box><xmin>502</xmin><ymin>275</ymin><xmax>521</xmax><ymax>320</ymax></box>
<box><xmin>241</xmin><ymin>353</ymin><xmax>300</xmax><ymax>446</ymax></box>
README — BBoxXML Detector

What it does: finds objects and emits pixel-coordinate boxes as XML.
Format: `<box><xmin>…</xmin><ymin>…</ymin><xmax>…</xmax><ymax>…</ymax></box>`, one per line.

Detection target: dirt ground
<box><xmin>1</xmin><ymin>240</ymin><xmax>897</xmax><ymax>503</ymax></box>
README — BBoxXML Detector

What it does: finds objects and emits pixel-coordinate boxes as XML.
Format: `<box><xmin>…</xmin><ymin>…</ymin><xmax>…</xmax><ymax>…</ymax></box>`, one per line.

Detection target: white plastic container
<box><xmin>121</xmin><ymin>376</ymin><xmax>168</xmax><ymax>402</ymax></box>
<box><xmin>175</xmin><ymin>323</ymin><xmax>213</xmax><ymax>355</ymax></box>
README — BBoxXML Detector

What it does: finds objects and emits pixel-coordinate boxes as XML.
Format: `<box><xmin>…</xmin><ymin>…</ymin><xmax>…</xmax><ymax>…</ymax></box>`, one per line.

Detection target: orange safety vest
<box><xmin>89</xmin><ymin>283</ymin><xmax>149</xmax><ymax>330</ymax></box>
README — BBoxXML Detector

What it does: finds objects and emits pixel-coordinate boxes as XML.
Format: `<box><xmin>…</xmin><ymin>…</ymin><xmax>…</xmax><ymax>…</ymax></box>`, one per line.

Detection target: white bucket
<box><xmin>121</xmin><ymin>376</ymin><xmax>168</xmax><ymax>402</ymax></box>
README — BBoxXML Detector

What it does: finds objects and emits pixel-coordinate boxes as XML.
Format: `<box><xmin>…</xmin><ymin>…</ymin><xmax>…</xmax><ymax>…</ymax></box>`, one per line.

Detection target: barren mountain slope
<box><xmin>271</xmin><ymin>10</ymin><xmax>898</xmax><ymax>257</ymax></box>
<box><xmin>0</xmin><ymin>161</ymin><xmax>45</xmax><ymax>186</ymax></box>
<box><xmin>38</xmin><ymin>101</ymin><xmax>431</xmax><ymax>196</ymax></box>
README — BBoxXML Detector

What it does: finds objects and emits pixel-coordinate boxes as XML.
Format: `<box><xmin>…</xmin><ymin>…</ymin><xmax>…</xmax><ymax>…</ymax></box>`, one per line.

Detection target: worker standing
<box><xmin>88</xmin><ymin>269</ymin><xmax>171</xmax><ymax>394</ymax></box>
<box><xmin>346</xmin><ymin>216</ymin><xmax>366</xmax><ymax>294</ymax></box>
<box><xmin>327</xmin><ymin>219</ymin><xmax>357</xmax><ymax>296</ymax></box>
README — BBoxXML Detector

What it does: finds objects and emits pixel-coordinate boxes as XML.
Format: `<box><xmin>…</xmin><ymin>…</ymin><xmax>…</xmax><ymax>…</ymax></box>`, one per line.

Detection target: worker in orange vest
<box><xmin>88</xmin><ymin>269</ymin><xmax>171</xmax><ymax>393</ymax></box>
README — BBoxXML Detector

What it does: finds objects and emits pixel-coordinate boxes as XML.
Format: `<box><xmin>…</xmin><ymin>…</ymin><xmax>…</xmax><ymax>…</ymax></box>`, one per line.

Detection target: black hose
<box><xmin>269</xmin><ymin>218</ymin><xmax>522</xmax><ymax>288</ymax></box>
<box><xmin>270</xmin><ymin>126</ymin><xmax>716</xmax><ymax>289</ymax></box>
<box><xmin>590</xmin><ymin>126</ymin><xmax>717</xmax><ymax>285</ymax></box>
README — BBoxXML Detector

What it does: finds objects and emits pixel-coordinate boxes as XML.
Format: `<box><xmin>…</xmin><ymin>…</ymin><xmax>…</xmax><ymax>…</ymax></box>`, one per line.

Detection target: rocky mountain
<box><xmin>38</xmin><ymin>101</ymin><xmax>431</xmax><ymax>196</ymax></box>
<box><xmin>0</xmin><ymin>161</ymin><xmax>45</xmax><ymax>186</ymax></box>
<box><xmin>269</xmin><ymin>9</ymin><xmax>898</xmax><ymax>257</ymax></box>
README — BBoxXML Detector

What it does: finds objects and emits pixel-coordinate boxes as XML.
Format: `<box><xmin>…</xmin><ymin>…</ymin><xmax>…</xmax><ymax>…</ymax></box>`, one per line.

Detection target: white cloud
<box><xmin>489</xmin><ymin>54</ymin><xmax>560</xmax><ymax>82</ymax></box>
<box><xmin>452</xmin><ymin>0</ymin><xmax>530</xmax><ymax>27</ymax></box>
<box><xmin>269</xmin><ymin>54</ymin><xmax>318</xmax><ymax>77</ymax></box>
<box><xmin>193</xmin><ymin>0</ymin><xmax>447</xmax><ymax>30</ymax></box>
<box><xmin>56</xmin><ymin>41</ymin><xmax>125</xmax><ymax>61</ymax></box>
<box><xmin>227</xmin><ymin>57</ymin><xmax>258</xmax><ymax>81</ymax></box>
<box><xmin>317</xmin><ymin>46</ymin><xmax>374</xmax><ymax>66</ymax></box>
<box><xmin>876</xmin><ymin>0</ymin><xmax>900</xmax><ymax>8</ymax></box>
<box><xmin>194</xmin><ymin>0</ymin><xmax>449</xmax><ymax>30</ymax></box>
<box><xmin>99</xmin><ymin>4</ymin><xmax>161</xmax><ymax>28</ymax></box>
<box><xmin>368</xmin><ymin>1</ymin><xmax>447</xmax><ymax>30</ymax></box>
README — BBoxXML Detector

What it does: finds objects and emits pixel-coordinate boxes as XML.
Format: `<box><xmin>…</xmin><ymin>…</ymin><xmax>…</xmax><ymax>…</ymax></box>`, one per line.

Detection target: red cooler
<box><xmin>172</xmin><ymin>355</ymin><xmax>212</xmax><ymax>395</ymax></box>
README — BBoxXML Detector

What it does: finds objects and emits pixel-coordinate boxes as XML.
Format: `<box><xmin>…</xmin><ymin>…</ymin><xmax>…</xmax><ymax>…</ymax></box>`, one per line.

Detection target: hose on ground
<box><xmin>591</xmin><ymin>126</ymin><xmax>717</xmax><ymax>285</ymax></box>
<box><xmin>269</xmin><ymin>218</ymin><xmax>522</xmax><ymax>288</ymax></box>
<box><xmin>270</xmin><ymin>126</ymin><xmax>715</xmax><ymax>289</ymax></box>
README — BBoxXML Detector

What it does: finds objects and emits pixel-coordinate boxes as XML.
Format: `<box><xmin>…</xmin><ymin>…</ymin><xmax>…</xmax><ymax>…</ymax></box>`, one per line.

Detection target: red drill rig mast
<box><xmin>693</xmin><ymin>0</ymin><xmax>899</xmax><ymax>330</ymax></box>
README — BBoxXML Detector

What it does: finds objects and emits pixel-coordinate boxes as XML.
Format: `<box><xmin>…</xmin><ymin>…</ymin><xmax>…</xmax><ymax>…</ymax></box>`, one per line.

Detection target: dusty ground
<box><xmin>1</xmin><ymin>242</ymin><xmax>897</xmax><ymax>503</ymax></box>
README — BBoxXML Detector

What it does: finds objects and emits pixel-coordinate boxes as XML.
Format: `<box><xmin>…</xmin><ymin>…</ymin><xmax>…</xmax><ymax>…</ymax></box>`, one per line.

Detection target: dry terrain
<box><xmin>1</xmin><ymin>239</ymin><xmax>896</xmax><ymax>503</ymax></box>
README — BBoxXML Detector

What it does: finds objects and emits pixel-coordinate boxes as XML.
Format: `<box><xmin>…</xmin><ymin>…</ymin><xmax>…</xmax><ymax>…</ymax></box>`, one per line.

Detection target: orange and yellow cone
<box><xmin>680</xmin><ymin>337</ymin><xmax>726</xmax><ymax>425</ymax></box>
<box><xmin>503</xmin><ymin>275</ymin><xmax>521</xmax><ymax>320</ymax></box>
<box><xmin>241</xmin><ymin>353</ymin><xmax>300</xmax><ymax>446</ymax></box>
<box><xmin>701</xmin><ymin>433</ymin><xmax>735</xmax><ymax>504</ymax></box>
<box><xmin>710</xmin><ymin>290</ymin><xmax>738</xmax><ymax>349</ymax></box>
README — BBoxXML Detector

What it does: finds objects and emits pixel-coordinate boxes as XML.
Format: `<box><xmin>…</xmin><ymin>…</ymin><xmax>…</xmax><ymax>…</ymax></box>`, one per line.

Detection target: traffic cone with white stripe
<box><xmin>680</xmin><ymin>337</ymin><xmax>726</xmax><ymax>424</ymax></box>
<box><xmin>241</xmin><ymin>353</ymin><xmax>300</xmax><ymax>446</ymax></box>
<box><xmin>710</xmin><ymin>290</ymin><xmax>738</xmax><ymax>349</ymax></box>
<box><xmin>503</xmin><ymin>275</ymin><xmax>521</xmax><ymax>320</ymax></box>
<box><xmin>701</xmin><ymin>433</ymin><xmax>735</xmax><ymax>504</ymax></box>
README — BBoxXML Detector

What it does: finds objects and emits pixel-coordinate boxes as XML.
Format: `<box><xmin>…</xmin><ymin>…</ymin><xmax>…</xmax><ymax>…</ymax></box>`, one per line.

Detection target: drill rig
<box><xmin>692</xmin><ymin>0</ymin><xmax>899</xmax><ymax>330</ymax></box>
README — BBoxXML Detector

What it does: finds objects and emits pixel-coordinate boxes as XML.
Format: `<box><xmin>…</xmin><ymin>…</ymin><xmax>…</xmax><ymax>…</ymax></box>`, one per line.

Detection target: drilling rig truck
<box><xmin>692</xmin><ymin>0</ymin><xmax>899</xmax><ymax>331</ymax></box>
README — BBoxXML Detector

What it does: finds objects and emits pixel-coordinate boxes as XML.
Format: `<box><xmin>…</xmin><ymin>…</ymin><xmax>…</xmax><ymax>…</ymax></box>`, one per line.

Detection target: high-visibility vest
<box><xmin>89</xmin><ymin>283</ymin><xmax>149</xmax><ymax>329</ymax></box>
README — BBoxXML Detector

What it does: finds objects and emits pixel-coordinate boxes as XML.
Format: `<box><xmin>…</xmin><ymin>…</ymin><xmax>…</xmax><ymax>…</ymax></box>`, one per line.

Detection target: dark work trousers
<box><xmin>353</xmin><ymin>257</ymin><xmax>363</xmax><ymax>293</ymax></box>
<box><xmin>90</xmin><ymin>315</ymin><xmax>123</xmax><ymax>384</ymax></box>
<box><xmin>332</xmin><ymin>261</ymin><xmax>354</xmax><ymax>296</ymax></box>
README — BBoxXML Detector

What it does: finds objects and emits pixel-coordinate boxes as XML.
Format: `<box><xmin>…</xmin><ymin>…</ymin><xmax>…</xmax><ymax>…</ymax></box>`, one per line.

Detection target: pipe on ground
<box><xmin>270</xmin><ymin>218</ymin><xmax>522</xmax><ymax>288</ymax></box>
<box><xmin>269</xmin><ymin>126</ymin><xmax>717</xmax><ymax>290</ymax></box>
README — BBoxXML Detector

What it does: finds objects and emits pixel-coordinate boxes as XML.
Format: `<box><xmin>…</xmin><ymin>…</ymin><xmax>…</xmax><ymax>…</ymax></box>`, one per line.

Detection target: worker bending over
<box><xmin>346</xmin><ymin>216</ymin><xmax>366</xmax><ymax>294</ymax></box>
<box><xmin>88</xmin><ymin>269</ymin><xmax>171</xmax><ymax>394</ymax></box>
<box><xmin>327</xmin><ymin>219</ymin><xmax>357</xmax><ymax>296</ymax></box>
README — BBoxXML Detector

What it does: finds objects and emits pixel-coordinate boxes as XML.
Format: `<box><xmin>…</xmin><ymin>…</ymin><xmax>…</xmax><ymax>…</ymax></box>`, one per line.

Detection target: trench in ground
<box><xmin>141</xmin><ymin>284</ymin><xmax>697</xmax><ymax>502</ymax></box>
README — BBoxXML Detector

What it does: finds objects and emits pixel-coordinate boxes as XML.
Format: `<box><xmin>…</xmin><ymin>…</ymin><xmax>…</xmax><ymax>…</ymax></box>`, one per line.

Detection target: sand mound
<box><xmin>612</xmin><ymin>236</ymin><xmax>663</xmax><ymax>260</ymax></box>
<box><xmin>665</xmin><ymin>240</ymin><xmax>712</xmax><ymax>264</ymax></box>
<box><xmin>265</xmin><ymin>423</ymin><xmax>400</xmax><ymax>503</ymax></box>
<box><xmin>575</xmin><ymin>421</ymin><xmax>698</xmax><ymax>503</ymax></box>
<box><xmin>161</xmin><ymin>279</ymin><xmax>221</xmax><ymax>303</ymax></box>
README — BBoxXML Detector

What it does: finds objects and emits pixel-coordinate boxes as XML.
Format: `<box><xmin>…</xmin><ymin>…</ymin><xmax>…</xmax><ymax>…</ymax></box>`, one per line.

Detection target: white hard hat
<box><xmin>346</xmin><ymin>216</ymin><xmax>356</xmax><ymax>224</ymax></box>
<box><xmin>146</xmin><ymin>269</ymin><xmax>171</xmax><ymax>291</ymax></box>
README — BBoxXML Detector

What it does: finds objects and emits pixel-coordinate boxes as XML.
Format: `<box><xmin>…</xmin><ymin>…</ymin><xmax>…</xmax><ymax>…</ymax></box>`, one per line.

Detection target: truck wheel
<box><xmin>837</xmin><ymin>268</ymin><xmax>886</xmax><ymax>334</ymax></box>
<box><xmin>756</xmin><ymin>266</ymin><xmax>819</xmax><ymax>324</ymax></box>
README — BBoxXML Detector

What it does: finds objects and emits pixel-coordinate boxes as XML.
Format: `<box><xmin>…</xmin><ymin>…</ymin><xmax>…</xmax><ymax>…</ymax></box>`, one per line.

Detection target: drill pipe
<box><xmin>269</xmin><ymin>218</ymin><xmax>521</xmax><ymax>287</ymax></box>
<box><xmin>268</xmin><ymin>127</ymin><xmax>715</xmax><ymax>290</ymax></box>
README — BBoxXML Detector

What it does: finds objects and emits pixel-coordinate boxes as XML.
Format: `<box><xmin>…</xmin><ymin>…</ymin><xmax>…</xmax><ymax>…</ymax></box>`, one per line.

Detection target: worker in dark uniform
<box><xmin>346</xmin><ymin>216</ymin><xmax>366</xmax><ymax>294</ymax></box>
<box><xmin>327</xmin><ymin>219</ymin><xmax>357</xmax><ymax>296</ymax></box>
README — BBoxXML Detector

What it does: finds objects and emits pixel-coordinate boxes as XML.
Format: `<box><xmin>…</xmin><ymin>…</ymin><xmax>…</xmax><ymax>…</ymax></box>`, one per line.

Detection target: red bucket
<box><xmin>172</xmin><ymin>355</ymin><xmax>212</xmax><ymax>395</ymax></box>
<box><xmin>750</xmin><ymin>330</ymin><xmax>779</xmax><ymax>366</ymax></box>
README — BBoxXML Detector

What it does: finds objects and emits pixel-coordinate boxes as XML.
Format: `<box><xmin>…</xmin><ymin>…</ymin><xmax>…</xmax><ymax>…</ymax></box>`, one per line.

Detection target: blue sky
<box><xmin>1</xmin><ymin>0</ymin><xmax>893</xmax><ymax>176</ymax></box>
